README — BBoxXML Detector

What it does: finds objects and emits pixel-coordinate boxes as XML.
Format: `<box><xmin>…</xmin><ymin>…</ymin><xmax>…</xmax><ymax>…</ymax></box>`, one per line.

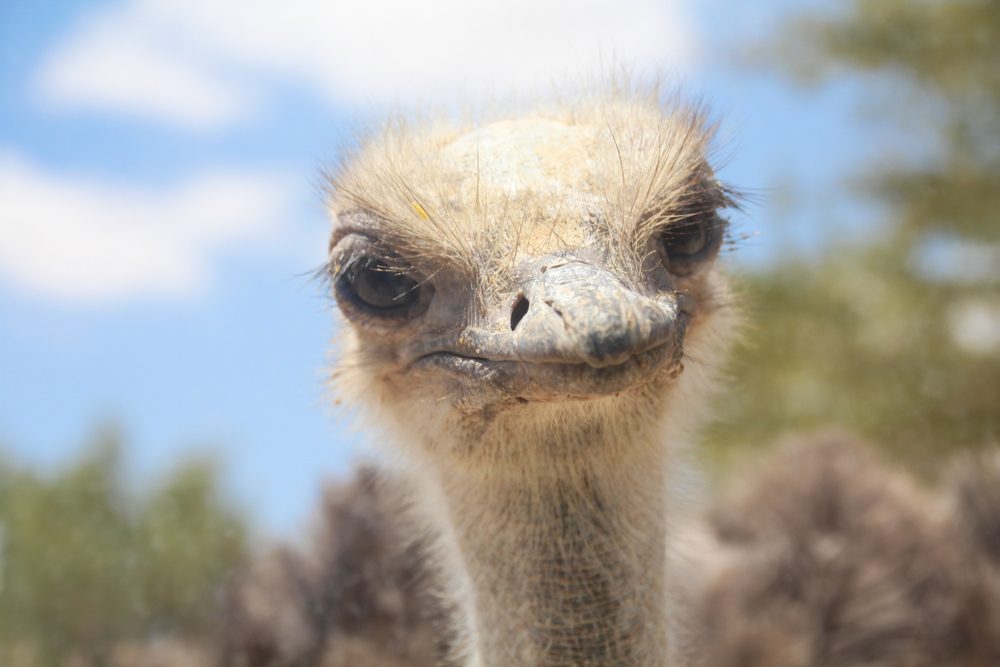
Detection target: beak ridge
<box><xmin>511</xmin><ymin>262</ymin><xmax>679</xmax><ymax>368</ymax></box>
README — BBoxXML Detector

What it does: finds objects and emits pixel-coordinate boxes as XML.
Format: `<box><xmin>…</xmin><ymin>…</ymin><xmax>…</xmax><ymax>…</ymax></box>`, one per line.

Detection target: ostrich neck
<box><xmin>433</xmin><ymin>413</ymin><xmax>674</xmax><ymax>667</ymax></box>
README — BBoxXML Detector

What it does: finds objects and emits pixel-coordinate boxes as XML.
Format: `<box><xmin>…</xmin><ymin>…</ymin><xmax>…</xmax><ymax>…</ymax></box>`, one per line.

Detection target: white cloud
<box><xmin>35</xmin><ymin>13</ymin><xmax>255</xmax><ymax>130</ymax></box>
<box><xmin>141</xmin><ymin>0</ymin><xmax>698</xmax><ymax>104</ymax></box>
<box><xmin>0</xmin><ymin>153</ymin><xmax>294</xmax><ymax>303</ymax></box>
<box><xmin>35</xmin><ymin>0</ymin><xmax>697</xmax><ymax>125</ymax></box>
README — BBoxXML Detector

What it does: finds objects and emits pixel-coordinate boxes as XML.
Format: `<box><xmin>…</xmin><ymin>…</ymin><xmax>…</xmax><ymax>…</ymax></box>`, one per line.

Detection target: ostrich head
<box><xmin>326</xmin><ymin>90</ymin><xmax>737</xmax><ymax>473</ymax></box>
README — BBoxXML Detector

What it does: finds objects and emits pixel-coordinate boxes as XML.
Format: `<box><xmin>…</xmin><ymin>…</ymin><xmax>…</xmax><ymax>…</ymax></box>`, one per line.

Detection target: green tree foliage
<box><xmin>706</xmin><ymin>0</ymin><xmax>1000</xmax><ymax>476</ymax></box>
<box><xmin>0</xmin><ymin>428</ymin><xmax>248</xmax><ymax>665</ymax></box>
<box><xmin>786</xmin><ymin>0</ymin><xmax>1000</xmax><ymax>242</ymax></box>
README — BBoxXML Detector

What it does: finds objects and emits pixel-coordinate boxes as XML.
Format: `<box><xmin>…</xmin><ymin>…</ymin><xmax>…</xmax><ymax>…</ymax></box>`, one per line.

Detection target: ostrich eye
<box><xmin>339</xmin><ymin>255</ymin><xmax>423</xmax><ymax>315</ymax></box>
<box><xmin>657</xmin><ymin>217</ymin><xmax>722</xmax><ymax>276</ymax></box>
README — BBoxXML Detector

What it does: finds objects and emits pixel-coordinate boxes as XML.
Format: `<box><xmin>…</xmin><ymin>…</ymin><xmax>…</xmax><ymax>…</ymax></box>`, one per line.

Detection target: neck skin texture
<box><xmin>412</xmin><ymin>403</ymin><xmax>677</xmax><ymax>667</ymax></box>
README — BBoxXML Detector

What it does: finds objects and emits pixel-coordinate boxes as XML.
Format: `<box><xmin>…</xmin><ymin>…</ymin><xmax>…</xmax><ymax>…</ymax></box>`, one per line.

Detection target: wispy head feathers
<box><xmin>325</xmin><ymin>82</ymin><xmax>738</xmax><ymax>293</ymax></box>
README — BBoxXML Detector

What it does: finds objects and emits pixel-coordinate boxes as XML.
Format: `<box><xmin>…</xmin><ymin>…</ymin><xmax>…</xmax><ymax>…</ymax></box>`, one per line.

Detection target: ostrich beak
<box><xmin>410</xmin><ymin>258</ymin><xmax>687</xmax><ymax>400</ymax></box>
<box><xmin>505</xmin><ymin>260</ymin><xmax>682</xmax><ymax>368</ymax></box>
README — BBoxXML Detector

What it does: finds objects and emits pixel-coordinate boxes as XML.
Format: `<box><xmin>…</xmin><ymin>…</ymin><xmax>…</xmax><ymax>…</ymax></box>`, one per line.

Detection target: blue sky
<box><xmin>0</xmin><ymin>0</ymin><xmax>876</xmax><ymax>537</ymax></box>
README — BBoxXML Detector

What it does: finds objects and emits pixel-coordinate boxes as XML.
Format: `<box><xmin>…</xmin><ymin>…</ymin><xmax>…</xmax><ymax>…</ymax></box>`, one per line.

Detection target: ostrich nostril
<box><xmin>510</xmin><ymin>294</ymin><xmax>530</xmax><ymax>331</ymax></box>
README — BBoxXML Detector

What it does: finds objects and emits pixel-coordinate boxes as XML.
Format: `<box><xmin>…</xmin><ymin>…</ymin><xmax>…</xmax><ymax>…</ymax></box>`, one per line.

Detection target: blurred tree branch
<box><xmin>0</xmin><ymin>429</ymin><xmax>248</xmax><ymax>666</ymax></box>
<box><xmin>707</xmin><ymin>0</ymin><xmax>1000</xmax><ymax>476</ymax></box>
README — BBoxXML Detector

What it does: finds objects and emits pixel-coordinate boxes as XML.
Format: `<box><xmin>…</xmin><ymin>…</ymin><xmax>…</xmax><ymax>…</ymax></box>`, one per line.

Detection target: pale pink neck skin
<box><xmin>404</xmin><ymin>404</ymin><xmax>679</xmax><ymax>667</ymax></box>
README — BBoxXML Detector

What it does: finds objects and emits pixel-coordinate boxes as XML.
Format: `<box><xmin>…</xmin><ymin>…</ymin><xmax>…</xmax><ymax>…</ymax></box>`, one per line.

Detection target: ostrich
<box><xmin>221</xmin><ymin>438</ymin><xmax>1000</xmax><ymax>667</ymax></box>
<box><xmin>687</xmin><ymin>433</ymin><xmax>1000</xmax><ymax>667</ymax></box>
<box><xmin>220</xmin><ymin>468</ymin><xmax>448</xmax><ymax>667</ymax></box>
<box><xmin>323</xmin><ymin>85</ymin><xmax>736</xmax><ymax>667</ymax></box>
<box><xmin>219</xmin><ymin>84</ymin><xmax>1000</xmax><ymax>667</ymax></box>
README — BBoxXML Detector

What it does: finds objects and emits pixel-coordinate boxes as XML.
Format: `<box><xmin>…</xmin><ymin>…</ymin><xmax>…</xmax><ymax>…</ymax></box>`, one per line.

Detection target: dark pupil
<box><xmin>662</xmin><ymin>221</ymin><xmax>708</xmax><ymax>259</ymax></box>
<box><xmin>348</xmin><ymin>256</ymin><xmax>419</xmax><ymax>310</ymax></box>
